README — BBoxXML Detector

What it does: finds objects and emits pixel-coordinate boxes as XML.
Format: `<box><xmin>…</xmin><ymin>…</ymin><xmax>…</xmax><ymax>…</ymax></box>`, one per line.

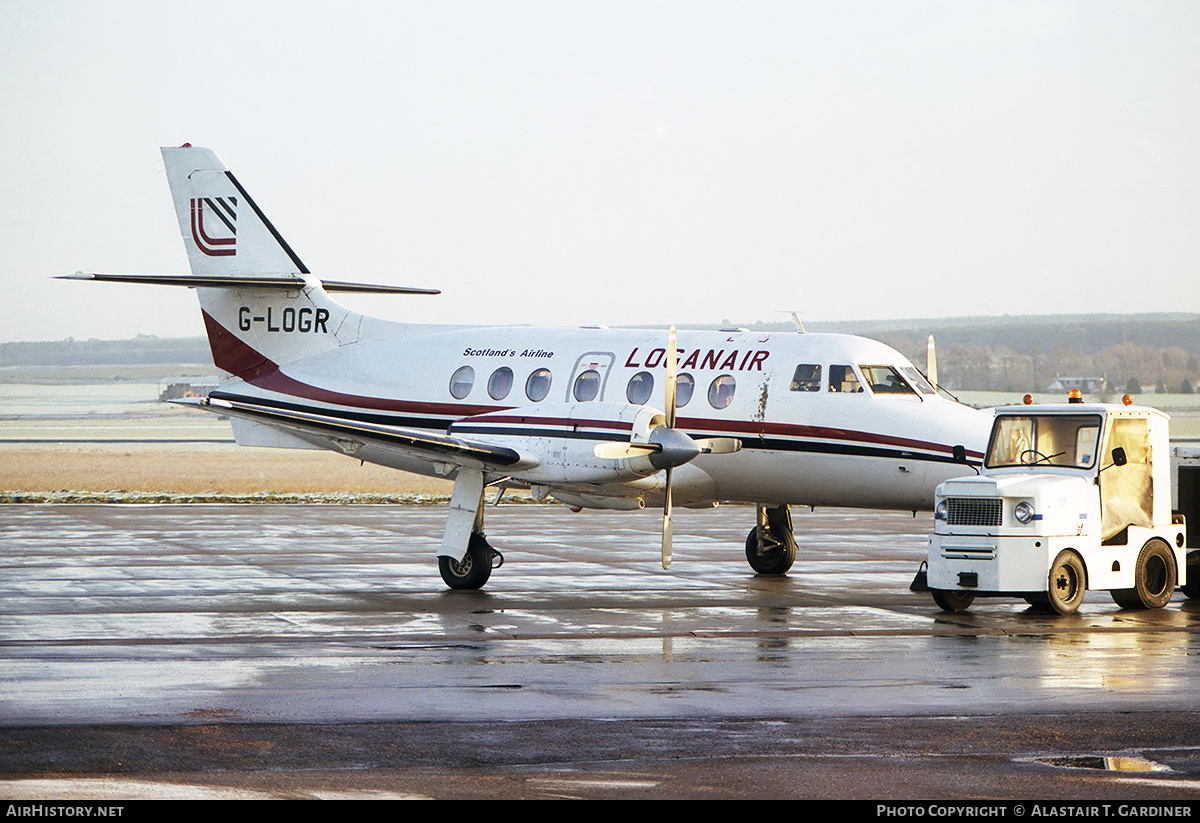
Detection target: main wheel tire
<box><xmin>745</xmin><ymin>526</ymin><xmax>796</xmax><ymax>574</ymax></box>
<box><xmin>439</xmin><ymin>533</ymin><xmax>494</xmax><ymax>590</ymax></box>
<box><xmin>1111</xmin><ymin>538</ymin><xmax>1176</xmax><ymax>610</ymax></box>
<box><xmin>932</xmin><ymin>589</ymin><xmax>975</xmax><ymax>613</ymax></box>
<box><xmin>1044</xmin><ymin>550</ymin><xmax>1087</xmax><ymax>615</ymax></box>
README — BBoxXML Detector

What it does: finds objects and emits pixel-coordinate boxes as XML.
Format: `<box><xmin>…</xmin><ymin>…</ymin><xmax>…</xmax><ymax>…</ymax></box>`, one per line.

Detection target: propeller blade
<box><xmin>694</xmin><ymin>437</ymin><xmax>742</xmax><ymax>455</ymax></box>
<box><xmin>660</xmin><ymin>326</ymin><xmax>680</xmax><ymax>570</ymax></box>
<box><xmin>664</xmin><ymin>325</ymin><xmax>677</xmax><ymax>429</ymax></box>
<box><xmin>593</xmin><ymin>441</ymin><xmax>661</xmax><ymax>459</ymax></box>
<box><xmin>662</xmin><ymin>466</ymin><xmax>673</xmax><ymax>570</ymax></box>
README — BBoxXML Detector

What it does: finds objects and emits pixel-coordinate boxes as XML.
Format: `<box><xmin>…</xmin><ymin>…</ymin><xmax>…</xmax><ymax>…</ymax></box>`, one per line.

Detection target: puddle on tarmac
<box><xmin>1032</xmin><ymin>755</ymin><xmax>1169</xmax><ymax>772</ymax></box>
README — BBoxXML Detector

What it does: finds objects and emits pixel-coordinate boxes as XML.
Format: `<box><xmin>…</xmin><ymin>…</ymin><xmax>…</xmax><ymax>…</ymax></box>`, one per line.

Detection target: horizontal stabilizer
<box><xmin>58</xmin><ymin>272</ymin><xmax>439</xmax><ymax>295</ymax></box>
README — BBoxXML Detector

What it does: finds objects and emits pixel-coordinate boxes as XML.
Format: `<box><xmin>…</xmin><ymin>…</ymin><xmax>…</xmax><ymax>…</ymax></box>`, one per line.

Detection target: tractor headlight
<box><xmin>935</xmin><ymin>500</ymin><xmax>948</xmax><ymax>521</ymax></box>
<box><xmin>1013</xmin><ymin>501</ymin><xmax>1036</xmax><ymax>524</ymax></box>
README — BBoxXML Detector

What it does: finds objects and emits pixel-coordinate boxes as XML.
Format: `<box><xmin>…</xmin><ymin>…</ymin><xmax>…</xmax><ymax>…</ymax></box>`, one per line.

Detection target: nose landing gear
<box><xmin>746</xmin><ymin>504</ymin><xmax>797</xmax><ymax>575</ymax></box>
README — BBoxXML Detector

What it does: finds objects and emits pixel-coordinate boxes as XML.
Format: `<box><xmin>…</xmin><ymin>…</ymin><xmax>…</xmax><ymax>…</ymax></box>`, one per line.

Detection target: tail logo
<box><xmin>190</xmin><ymin>197</ymin><xmax>237</xmax><ymax>257</ymax></box>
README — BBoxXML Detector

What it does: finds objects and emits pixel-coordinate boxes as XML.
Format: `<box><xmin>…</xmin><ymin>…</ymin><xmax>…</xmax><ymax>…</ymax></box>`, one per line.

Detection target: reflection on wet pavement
<box><xmin>3</xmin><ymin>504</ymin><xmax>1199</xmax><ymax>726</ymax></box>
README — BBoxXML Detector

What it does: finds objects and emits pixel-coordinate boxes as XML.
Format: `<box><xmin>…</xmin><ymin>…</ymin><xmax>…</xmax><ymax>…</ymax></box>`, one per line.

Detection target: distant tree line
<box><xmin>743</xmin><ymin>313</ymin><xmax>1200</xmax><ymax>395</ymax></box>
<box><xmin>878</xmin><ymin>339</ymin><xmax>1200</xmax><ymax>394</ymax></box>
<box><xmin>0</xmin><ymin>335</ymin><xmax>210</xmax><ymax>367</ymax></box>
<box><xmin>9</xmin><ymin>313</ymin><xmax>1200</xmax><ymax>394</ymax></box>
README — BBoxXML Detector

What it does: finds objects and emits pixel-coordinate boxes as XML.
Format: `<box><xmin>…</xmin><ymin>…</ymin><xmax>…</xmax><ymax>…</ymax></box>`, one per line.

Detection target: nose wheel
<box><xmin>745</xmin><ymin>504</ymin><xmax>797</xmax><ymax>574</ymax></box>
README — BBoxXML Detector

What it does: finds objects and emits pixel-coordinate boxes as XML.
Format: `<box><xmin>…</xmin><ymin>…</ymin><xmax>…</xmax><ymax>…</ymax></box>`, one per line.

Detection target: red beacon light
<box><xmin>1123</xmin><ymin>394</ymin><xmax>1134</xmax><ymax>406</ymax></box>
<box><xmin>1023</xmin><ymin>394</ymin><xmax>1034</xmax><ymax>405</ymax></box>
<box><xmin>1068</xmin><ymin>388</ymin><xmax>1083</xmax><ymax>404</ymax></box>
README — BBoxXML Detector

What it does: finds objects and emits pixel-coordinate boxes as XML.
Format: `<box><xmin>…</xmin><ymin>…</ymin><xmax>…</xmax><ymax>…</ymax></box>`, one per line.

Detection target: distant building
<box><xmin>158</xmin><ymin>379</ymin><xmax>218</xmax><ymax>401</ymax></box>
<box><xmin>1046</xmin><ymin>376</ymin><xmax>1107</xmax><ymax>394</ymax></box>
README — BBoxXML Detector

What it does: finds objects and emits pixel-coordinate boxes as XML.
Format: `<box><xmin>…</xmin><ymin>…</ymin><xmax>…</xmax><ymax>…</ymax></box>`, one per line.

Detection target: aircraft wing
<box><xmin>175</xmin><ymin>394</ymin><xmax>535</xmax><ymax>473</ymax></box>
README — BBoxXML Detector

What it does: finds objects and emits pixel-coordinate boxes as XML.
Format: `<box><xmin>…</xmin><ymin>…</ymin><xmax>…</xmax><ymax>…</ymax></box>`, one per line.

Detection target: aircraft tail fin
<box><xmin>157</xmin><ymin>144</ymin><xmax>355</xmax><ymax>373</ymax></box>
<box><xmin>148</xmin><ymin>145</ymin><xmax>437</xmax><ymax>377</ymax></box>
<box><xmin>161</xmin><ymin>144</ymin><xmax>307</xmax><ymax>278</ymax></box>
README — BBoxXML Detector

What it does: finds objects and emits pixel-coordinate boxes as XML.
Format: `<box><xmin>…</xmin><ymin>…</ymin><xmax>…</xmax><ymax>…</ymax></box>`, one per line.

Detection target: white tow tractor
<box><xmin>921</xmin><ymin>395</ymin><xmax>1200</xmax><ymax>614</ymax></box>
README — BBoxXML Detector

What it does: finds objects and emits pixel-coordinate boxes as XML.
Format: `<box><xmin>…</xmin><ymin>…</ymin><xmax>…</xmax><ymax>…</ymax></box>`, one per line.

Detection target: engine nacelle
<box><xmin>449</xmin><ymin>402</ymin><xmax>671</xmax><ymax>485</ymax></box>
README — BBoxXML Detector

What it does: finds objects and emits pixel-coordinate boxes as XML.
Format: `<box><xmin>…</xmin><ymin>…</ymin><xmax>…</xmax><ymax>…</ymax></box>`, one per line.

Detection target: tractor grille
<box><xmin>946</xmin><ymin>497</ymin><xmax>1002</xmax><ymax>527</ymax></box>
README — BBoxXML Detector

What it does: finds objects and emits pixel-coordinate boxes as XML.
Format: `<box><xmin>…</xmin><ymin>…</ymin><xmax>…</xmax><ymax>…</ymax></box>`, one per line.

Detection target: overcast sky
<box><xmin>2</xmin><ymin>0</ymin><xmax>1198</xmax><ymax>343</ymax></box>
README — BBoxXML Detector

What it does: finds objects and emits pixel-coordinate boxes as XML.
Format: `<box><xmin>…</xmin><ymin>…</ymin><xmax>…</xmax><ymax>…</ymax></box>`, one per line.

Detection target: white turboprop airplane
<box><xmin>64</xmin><ymin>144</ymin><xmax>992</xmax><ymax>589</ymax></box>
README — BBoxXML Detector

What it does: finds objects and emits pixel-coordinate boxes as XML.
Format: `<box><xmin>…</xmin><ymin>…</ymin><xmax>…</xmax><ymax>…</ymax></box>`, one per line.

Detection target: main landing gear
<box><xmin>438</xmin><ymin>468</ymin><xmax>505</xmax><ymax>591</ymax></box>
<box><xmin>745</xmin><ymin>504</ymin><xmax>797</xmax><ymax>575</ymax></box>
<box><xmin>439</xmin><ymin>532</ymin><xmax>504</xmax><ymax>590</ymax></box>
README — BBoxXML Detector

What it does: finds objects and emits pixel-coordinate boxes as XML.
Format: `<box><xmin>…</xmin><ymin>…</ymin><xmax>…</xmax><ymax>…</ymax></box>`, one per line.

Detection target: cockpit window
<box><xmin>860</xmin><ymin>365</ymin><xmax>917</xmax><ymax>395</ymax></box>
<box><xmin>790</xmin><ymin>364</ymin><xmax>821</xmax><ymax>392</ymax></box>
<box><xmin>899</xmin><ymin>366</ymin><xmax>937</xmax><ymax>395</ymax></box>
<box><xmin>828</xmin><ymin>365</ymin><xmax>862</xmax><ymax>393</ymax></box>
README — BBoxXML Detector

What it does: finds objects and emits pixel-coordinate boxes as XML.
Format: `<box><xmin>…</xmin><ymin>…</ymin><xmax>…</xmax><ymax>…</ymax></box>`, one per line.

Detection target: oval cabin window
<box><xmin>573</xmin><ymin>369</ymin><xmax>601</xmax><ymax>402</ymax></box>
<box><xmin>626</xmin><ymin>371</ymin><xmax>654</xmax><ymax>405</ymax></box>
<box><xmin>488</xmin><ymin>367</ymin><xmax>514</xmax><ymax>400</ymax></box>
<box><xmin>707</xmin><ymin>375</ymin><xmax>736</xmax><ymax>409</ymax></box>
<box><xmin>449</xmin><ymin>365</ymin><xmax>475</xmax><ymax>399</ymax></box>
<box><xmin>525</xmin><ymin>368</ymin><xmax>552</xmax><ymax>402</ymax></box>
<box><xmin>676</xmin><ymin>373</ymin><xmax>695</xmax><ymax>407</ymax></box>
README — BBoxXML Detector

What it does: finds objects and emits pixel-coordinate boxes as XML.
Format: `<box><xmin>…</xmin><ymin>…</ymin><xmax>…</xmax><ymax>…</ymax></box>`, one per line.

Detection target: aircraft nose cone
<box><xmin>936</xmin><ymin>405</ymin><xmax>994</xmax><ymax>463</ymax></box>
<box><xmin>648</xmin><ymin>427</ymin><xmax>702</xmax><ymax>470</ymax></box>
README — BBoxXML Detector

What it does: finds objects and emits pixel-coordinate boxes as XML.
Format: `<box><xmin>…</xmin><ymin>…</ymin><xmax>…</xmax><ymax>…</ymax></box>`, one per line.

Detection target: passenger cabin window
<box><xmin>526</xmin><ymin>368</ymin><xmax>552</xmax><ymax>402</ymax></box>
<box><xmin>487</xmin><ymin>367</ymin><xmax>513</xmax><ymax>400</ymax></box>
<box><xmin>860</xmin><ymin>365</ymin><xmax>917</xmax><ymax>395</ymax></box>
<box><xmin>626</xmin><ymin>371</ymin><xmax>654</xmax><ymax>405</ymax></box>
<box><xmin>790</xmin><ymin>364</ymin><xmax>821</xmax><ymax>392</ymax></box>
<box><xmin>708</xmin><ymin>375</ymin><xmax>736</xmax><ymax>409</ymax></box>
<box><xmin>450</xmin><ymin>365</ymin><xmax>475</xmax><ymax>399</ymax></box>
<box><xmin>573</xmin><ymin>369</ymin><xmax>601</xmax><ymax>402</ymax></box>
<box><xmin>828</xmin><ymin>365</ymin><xmax>862</xmax><ymax>393</ymax></box>
<box><xmin>676</xmin><ymin>373</ymin><xmax>695</xmax><ymax>407</ymax></box>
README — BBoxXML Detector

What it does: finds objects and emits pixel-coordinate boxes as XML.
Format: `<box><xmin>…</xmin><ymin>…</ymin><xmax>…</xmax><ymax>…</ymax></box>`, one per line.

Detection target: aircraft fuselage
<box><xmin>211</xmin><ymin>320</ymin><xmax>991</xmax><ymax>512</ymax></box>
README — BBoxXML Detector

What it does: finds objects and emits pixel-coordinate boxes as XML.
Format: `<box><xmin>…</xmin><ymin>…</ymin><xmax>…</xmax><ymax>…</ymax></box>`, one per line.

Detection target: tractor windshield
<box><xmin>986</xmin><ymin>414</ymin><xmax>1102</xmax><ymax>470</ymax></box>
